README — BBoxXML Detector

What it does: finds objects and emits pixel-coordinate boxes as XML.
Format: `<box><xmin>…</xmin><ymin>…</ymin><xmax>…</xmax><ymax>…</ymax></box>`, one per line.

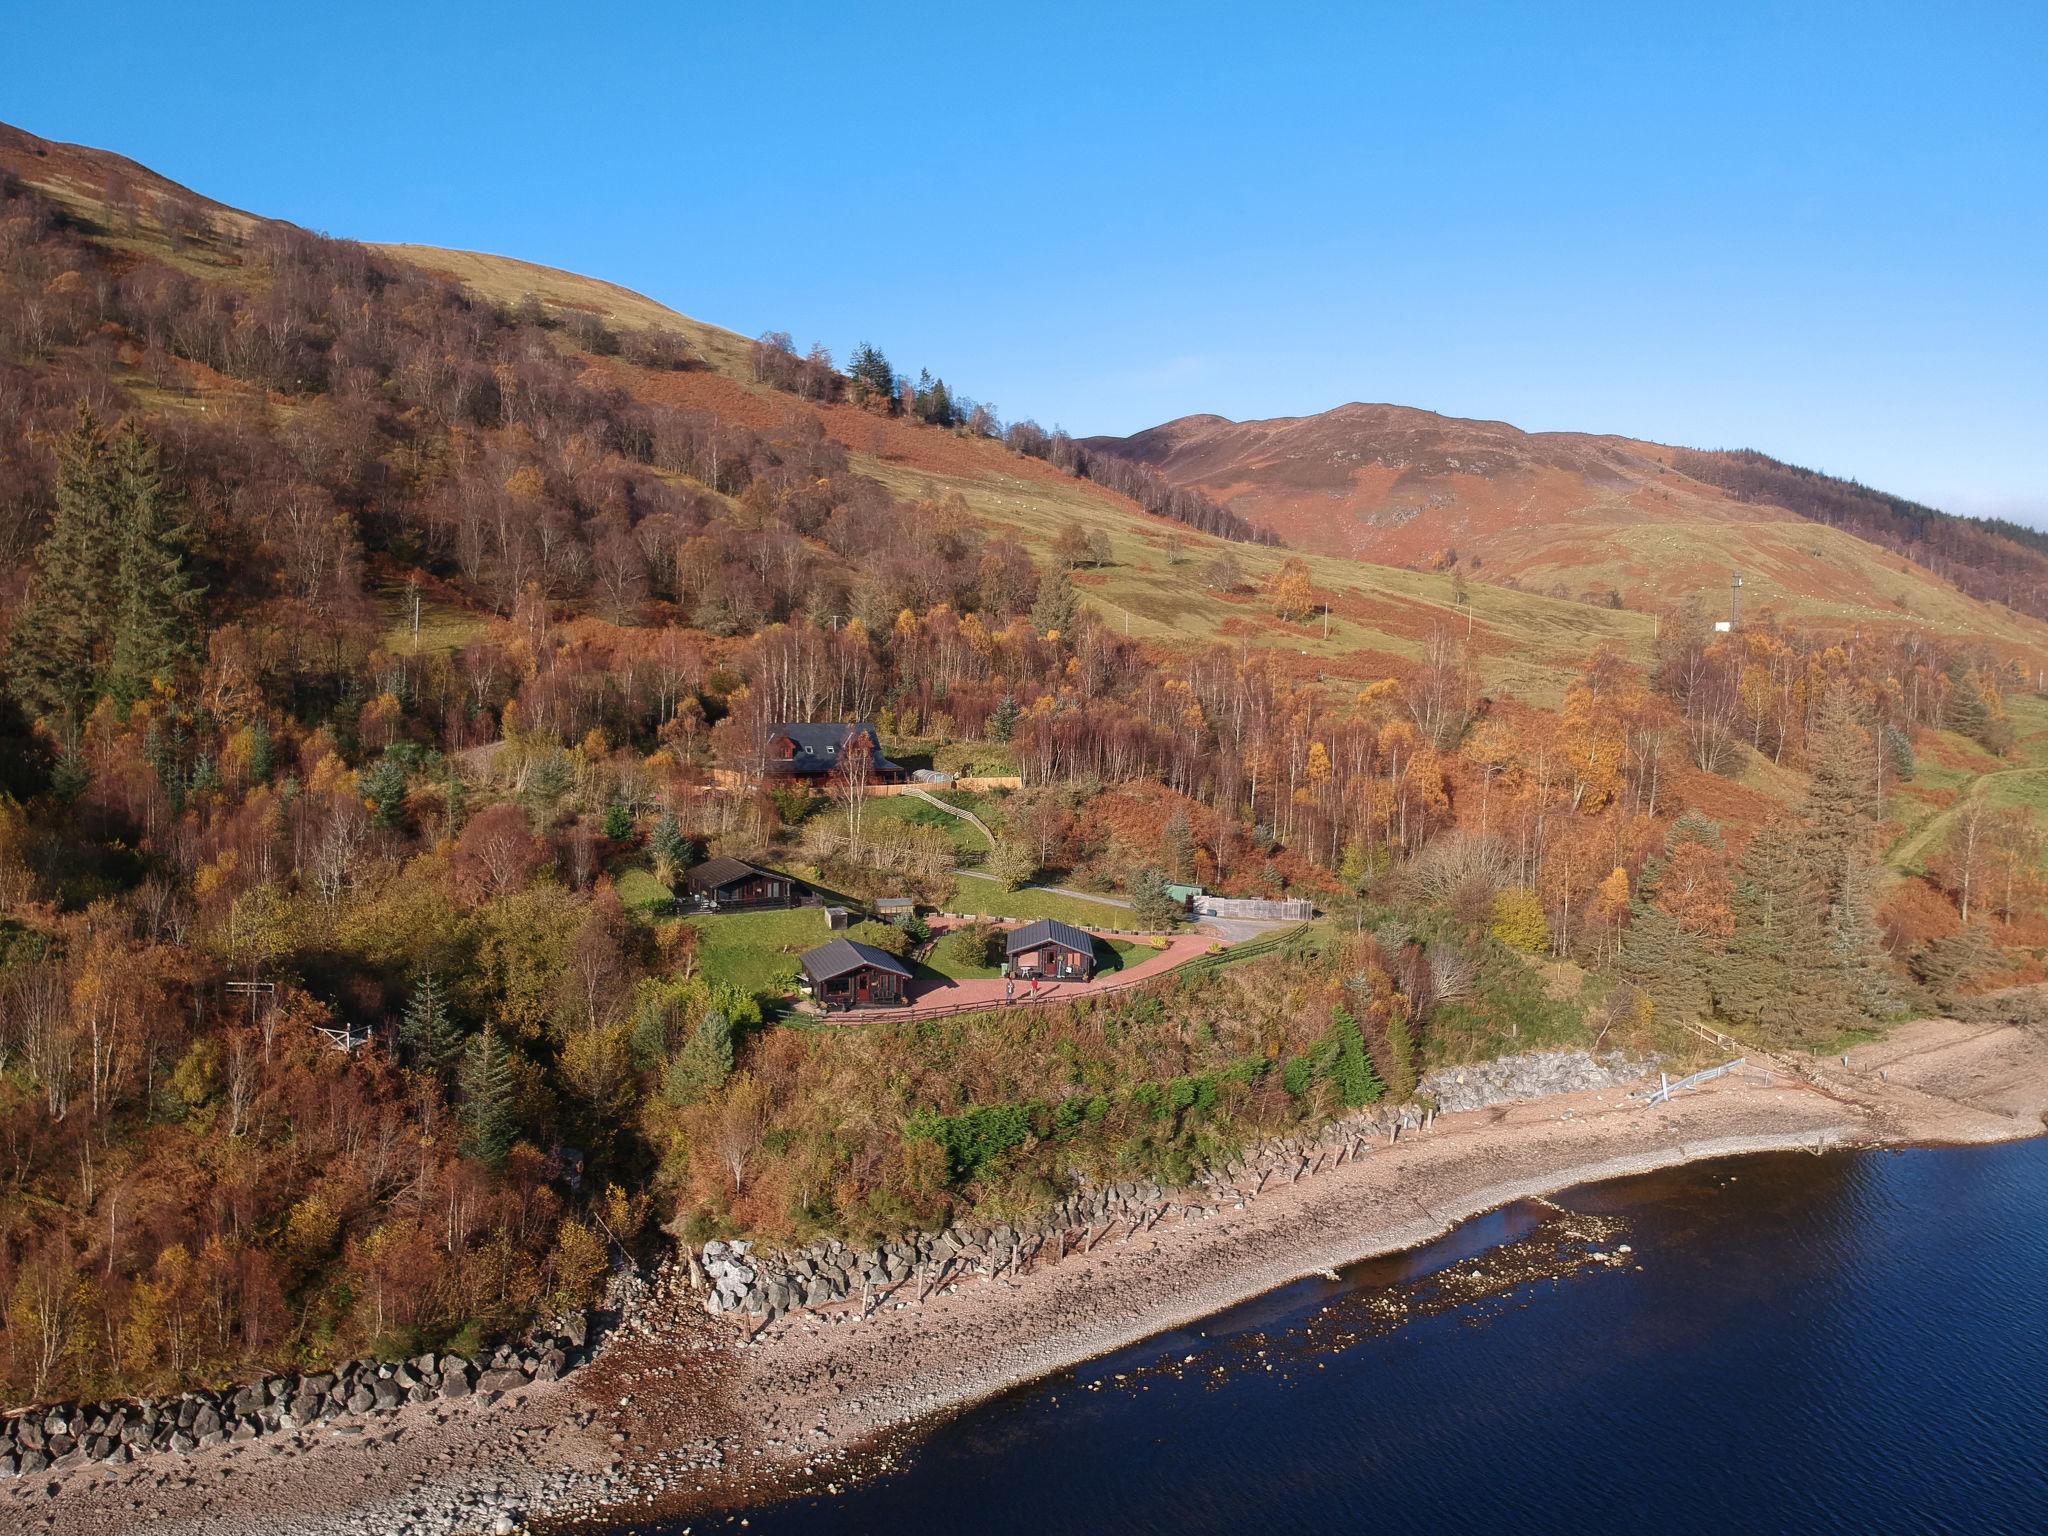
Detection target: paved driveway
<box><xmin>821</xmin><ymin>931</ymin><xmax>1216</xmax><ymax>1021</ymax></box>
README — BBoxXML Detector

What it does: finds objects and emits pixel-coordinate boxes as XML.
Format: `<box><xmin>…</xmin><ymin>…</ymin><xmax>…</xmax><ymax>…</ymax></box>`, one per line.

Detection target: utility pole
<box><xmin>1730</xmin><ymin>570</ymin><xmax>1743</xmax><ymax>628</ymax></box>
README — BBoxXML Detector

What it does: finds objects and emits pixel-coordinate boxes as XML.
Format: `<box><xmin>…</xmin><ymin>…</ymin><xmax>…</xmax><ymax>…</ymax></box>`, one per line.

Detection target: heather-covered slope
<box><xmin>1085</xmin><ymin>403</ymin><xmax>2048</xmax><ymax>644</ymax></box>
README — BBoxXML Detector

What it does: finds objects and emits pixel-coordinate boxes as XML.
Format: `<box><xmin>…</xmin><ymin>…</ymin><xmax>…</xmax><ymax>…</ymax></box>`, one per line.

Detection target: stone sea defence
<box><xmin>0</xmin><ymin>1311</ymin><xmax>592</xmax><ymax>1480</ymax></box>
<box><xmin>680</xmin><ymin>1051</ymin><xmax>1648</xmax><ymax>1329</ymax></box>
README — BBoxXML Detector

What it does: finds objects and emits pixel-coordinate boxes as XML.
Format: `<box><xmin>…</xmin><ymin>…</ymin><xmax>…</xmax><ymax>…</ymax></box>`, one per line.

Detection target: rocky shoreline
<box><xmin>0</xmin><ymin>1315</ymin><xmax>590</xmax><ymax>1485</ymax></box>
<box><xmin>18</xmin><ymin>1022</ymin><xmax>2046</xmax><ymax>1536</ymax></box>
<box><xmin>688</xmin><ymin>1051</ymin><xmax>1649</xmax><ymax>1330</ymax></box>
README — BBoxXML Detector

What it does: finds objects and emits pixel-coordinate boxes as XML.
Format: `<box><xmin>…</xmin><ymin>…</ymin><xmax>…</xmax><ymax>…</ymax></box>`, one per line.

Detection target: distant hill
<box><xmin>1084</xmin><ymin>404</ymin><xmax>2048</xmax><ymax>629</ymax></box>
<box><xmin>3</xmin><ymin>116</ymin><xmax>2045</xmax><ymax>696</ymax></box>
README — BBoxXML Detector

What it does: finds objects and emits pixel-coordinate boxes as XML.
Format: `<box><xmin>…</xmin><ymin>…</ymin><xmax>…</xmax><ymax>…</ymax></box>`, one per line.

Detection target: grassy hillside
<box><xmin>1084</xmin><ymin>403</ymin><xmax>2048</xmax><ymax>666</ymax></box>
<box><xmin>370</xmin><ymin>242</ymin><xmax>1656</xmax><ymax>703</ymax></box>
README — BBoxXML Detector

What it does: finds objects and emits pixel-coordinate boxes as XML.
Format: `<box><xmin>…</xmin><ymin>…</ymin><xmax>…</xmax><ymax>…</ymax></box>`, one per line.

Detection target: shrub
<box><xmin>1491</xmin><ymin>886</ymin><xmax>1551</xmax><ymax>952</ymax></box>
<box><xmin>985</xmin><ymin>840</ymin><xmax>1038</xmax><ymax>891</ymax></box>
<box><xmin>941</xmin><ymin>919</ymin><xmax>1003</xmax><ymax>970</ymax></box>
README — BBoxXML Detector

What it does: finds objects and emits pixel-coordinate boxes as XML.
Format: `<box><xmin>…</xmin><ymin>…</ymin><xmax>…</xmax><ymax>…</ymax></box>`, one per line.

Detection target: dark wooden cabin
<box><xmin>1004</xmin><ymin>917</ymin><xmax>1096</xmax><ymax>981</ymax></box>
<box><xmin>684</xmin><ymin>856</ymin><xmax>797</xmax><ymax>912</ymax></box>
<box><xmin>800</xmin><ymin>938</ymin><xmax>913</xmax><ymax>1011</ymax></box>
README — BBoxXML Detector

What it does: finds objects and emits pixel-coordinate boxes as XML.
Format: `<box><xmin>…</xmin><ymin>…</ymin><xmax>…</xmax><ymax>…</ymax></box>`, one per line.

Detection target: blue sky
<box><xmin>11</xmin><ymin>2</ymin><xmax>2046</xmax><ymax>519</ymax></box>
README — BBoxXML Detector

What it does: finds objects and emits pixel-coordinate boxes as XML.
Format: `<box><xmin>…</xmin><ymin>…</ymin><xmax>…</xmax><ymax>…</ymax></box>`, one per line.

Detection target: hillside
<box><xmin>1083</xmin><ymin>404</ymin><xmax>2048</xmax><ymax>650</ymax></box>
<box><xmin>3</xmin><ymin>115</ymin><xmax>2047</xmax><ymax>1433</ymax></box>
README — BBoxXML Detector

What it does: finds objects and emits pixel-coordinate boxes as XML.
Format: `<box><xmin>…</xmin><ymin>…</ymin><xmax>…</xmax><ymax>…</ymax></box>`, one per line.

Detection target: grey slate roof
<box><xmin>1004</xmin><ymin>917</ymin><xmax>1095</xmax><ymax>956</ymax></box>
<box><xmin>769</xmin><ymin>722</ymin><xmax>900</xmax><ymax>777</ymax></box>
<box><xmin>800</xmin><ymin>937</ymin><xmax>913</xmax><ymax>983</ymax></box>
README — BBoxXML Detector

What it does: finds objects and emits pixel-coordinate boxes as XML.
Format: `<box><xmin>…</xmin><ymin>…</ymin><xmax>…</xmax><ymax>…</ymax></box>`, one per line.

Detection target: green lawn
<box><xmin>685</xmin><ymin>907</ymin><xmax>837</xmax><ymax>996</ymax></box>
<box><xmin>615</xmin><ymin>867</ymin><xmax>674</xmax><ymax>917</ymax></box>
<box><xmin>944</xmin><ymin>877</ymin><xmax>1140</xmax><ymax>929</ymax></box>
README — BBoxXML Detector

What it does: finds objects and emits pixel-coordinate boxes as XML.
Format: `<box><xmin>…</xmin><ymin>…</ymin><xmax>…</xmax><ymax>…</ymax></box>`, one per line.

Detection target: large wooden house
<box><xmin>684</xmin><ymin>856</ymin><xmax>797</xmax><ymax>912</ymax></box>
<box><xmin>800</xmin><ymin>938</ymin><xmax>913</xmax><ymax>1011</ymax></box>
<box><xmin>1004</xmin><ymin>917</ymin><xmax>1097</xmax><ymax>981</ymax></box>
<box><xmin>765</xmin><ymin>722</ymin><xmax>907</xmax><ymax>785</ymax></box>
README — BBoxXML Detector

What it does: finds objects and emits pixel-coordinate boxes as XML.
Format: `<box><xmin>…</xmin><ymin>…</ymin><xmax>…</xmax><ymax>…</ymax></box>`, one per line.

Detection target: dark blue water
<box><xmin>637</xmin><ymin>1141</ymin><xmax>2048</xmax><ymax>1535</ymax></box>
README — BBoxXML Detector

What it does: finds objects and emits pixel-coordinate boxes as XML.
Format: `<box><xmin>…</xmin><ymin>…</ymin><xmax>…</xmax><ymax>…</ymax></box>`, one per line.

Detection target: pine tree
<box><xmin>1620</xmin><ymin>901</ymin><xmax>1709</xmax><ymax>1021</ymax></box>
<box><xmin>1129</xmin><ymin>867</ymin><xmax>1184</xmax><ymax>929</ymax></box>
<box><xmin>107</xmin><ymin>423</ymin><xmax>202</xmax><ymax>704</ymax></box>
<box><xmin>988</xmin><ymin>696</ymin><xmax>1020</xmax><ymax>743</ymax></box>
<box><xmin>1828</xmin><ymin>859</ymin><xmax>1904</xmax><ymax>1020</ymax></box>
<box><xmin>662</xmin><ymin>1007</ymin><xmax>737</xmax><ymax>1107</ymax></box>
<box><xmin>459</xmin><ymin>1023</ymin><xmax>521</xmax><ymax>1167</ymax></box>
<box><xmin>602</xmin><ymin>800</ymin><xmax>633</xmax><ymax>841</ymax></box>
<box><xmin>360</xmin><ymin>751</ymin><xmax>410</xmax><ymax>828</ymax></box>
<box><xmin>247</xmin><ymin>717</ymin><xmax>275</xmax><ymax>784</ymax></box>
<box><xmin>400</xmin><ymin>971</ymin><xmax>468</xmax><ymax>1081</ymax></box>
<box><xmin>1796</xmin><ymin>685</ymin><xmax>1878</xmax><ymax>907</ymax></box>
<box><xmin>7</xmin><ymin>409</ymin><xmax>120</xmax><ymax>722</ymax></box>
<box><xmin>1031</xmin><ymin>567</ymin><xmax>1080</xmax><ymax>637</ymax></box>
<box><xmin>651</xmin><ymin>811</ymin><xmax>689</xmax><ymax>872</ymax></box>
<box><xmin>1942</xmin><ymin>661</ymin><xmax>1993</xmax><ymax>745</ymax></box>
<box><xmin>846</xmin><ymin>342</ymin><xmax>894</xmax><ymax>402</ymax></box>
<box><xmin>1326</xmin><ymin>1007</ymin><xmax>1386</xmax><ymax>1108</ymax></box>
<box><xmin>1714</xmin><ymin>824</ymin><xmax>1848</xmax><ymax>1042</ymax></box>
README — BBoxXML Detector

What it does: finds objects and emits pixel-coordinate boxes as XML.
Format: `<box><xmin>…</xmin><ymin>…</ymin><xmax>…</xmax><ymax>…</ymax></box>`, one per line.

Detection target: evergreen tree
<box><xmin>1911</xmin><ymin>924</ymin><xmax>1997</xmax><ymax>1008</ymax></box>
<box><xmin>360</xmin><ymin>751</ymin><xmax>410</xmax><ymax>828</ymax></box>
<box><xmin>602</xmin><ymin>799</ymin><xmax>633</xmax><ymax>841</ymax></box>
<box><xmin>7</xmin><ymin>409</ymin><xmax>120</xmax><ymax>722</ymax></box>
<box><xmin>1942</xmin><ymin>661</ymin><xmax>1993</xmax><ymax>745</ymax></box>
<box><xmin>1667</xmin><ymin>807</ymin><xmax>1723</xmax><ymax>850</ymax></box>
<box><xmin>662</xmin><ymin>1007</ymin><xmax>737</xmax><ymax>1106</ymax></box>
<box><xmin>1326</xmin><ymin>1006</ymin><xmax>1386</xmax><ymax>1108</ymax></box>
<box><xmin>400</xmin><ymin>971</ymin><xmax>468</xmax><ymax>1081</ymax></box>
<box><xmin>1031</xmin><ymin>566</ymin><xmax>1080</xmax><ymax>636</ymax></box>
<box><xmin>651</xmin><ymin>811</ymin><xmax>689</xmax><ymax>872</ymax></box>
<box><xmin>988</xmin><ymin>695</ymin><xmax>1020</xmax><ymax>743</ymax></box>
<box><xmin>1713</xmin><ymin>824</ymin><xmax>1848</xmax><ymax>1042</ymax></box>
<box><xmin>1619</xmin><ymin>901</ymin><xmax>1709</xmax><ymax>1022</ymax></box>
<box><xmin>1796</xmin><ymin>685</ymin><xmax>1878</xmax><ymax>907</ymax></box>
<box><xmin>459</xmin><ymin>1023</ymin><xmax>521</xmax><ymax>1167</ymax></box>
<box><xmin>1129</xmin><ymin>867</ymin><xmax>1183</xmax><ymax>929</ymax></box>
<box><xmin>247</xmin><ymin>717</ymin><xmax>275</xmax><ymax>785</ymax></box>
<box><xmin>1828</xmin><ymin>859</ymin><xmax>1904</xmax><ymax>1020</ymax></box>
<box><xmin>1882</xmin><ymin>723</ymin><xmax>1915</xmax><ymax>784</ymax></box>
<box><xmin>846</xmin><ymin>342</ymin><xmax>895</xmax><ymax>402</ymax></box>
<box><xmin>1337</xmin><ymin>836</ymin><xmax>1371</xmax><ymax>892</ymax></box>
<box><xmin>107</xmin><ymin>423</ymin><xmax>202</xmax><ymax>703</ymax></box>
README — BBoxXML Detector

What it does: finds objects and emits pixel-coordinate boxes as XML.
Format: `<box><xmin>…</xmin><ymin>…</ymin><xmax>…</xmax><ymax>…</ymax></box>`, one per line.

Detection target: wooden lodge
<box><xmin>1004</xmin><ymin>917</ymin><xmax>1096</xmax><ymax>981</ymax></box>
<box><xmin>684</xmin><ymin>856</ymin><xmax>797</xmax><ymax>912</ymax></box>
<box><xmin>765</xmin><ymin>722</ymin><xmax>907</xmax><ymax>785</ymax></box>
<box><xmin>800</xmin><ymin>938</ymin><xmax>913</xmax><ymax>1011</ymax></box>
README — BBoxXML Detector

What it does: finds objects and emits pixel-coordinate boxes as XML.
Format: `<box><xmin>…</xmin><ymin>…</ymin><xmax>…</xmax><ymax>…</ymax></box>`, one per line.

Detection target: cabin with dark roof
<box><xmin>1004</xmin><ymin>917</ymin><xmax>1096</xmax><ymax>981</ymax></box>
<box><xmin>765</xmin><ymin>722</ymin><xmax>906</xmax><ymax>784</ymax></box>
<box><xmin>684</xmin><ymin>856</ymin><xmax>797</xmax><ymax>912</ymax></box>
<box><xmin>799</xmin><ymin>938</ymin><xmax>913</xmax><ymax>1011</ymax></box>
